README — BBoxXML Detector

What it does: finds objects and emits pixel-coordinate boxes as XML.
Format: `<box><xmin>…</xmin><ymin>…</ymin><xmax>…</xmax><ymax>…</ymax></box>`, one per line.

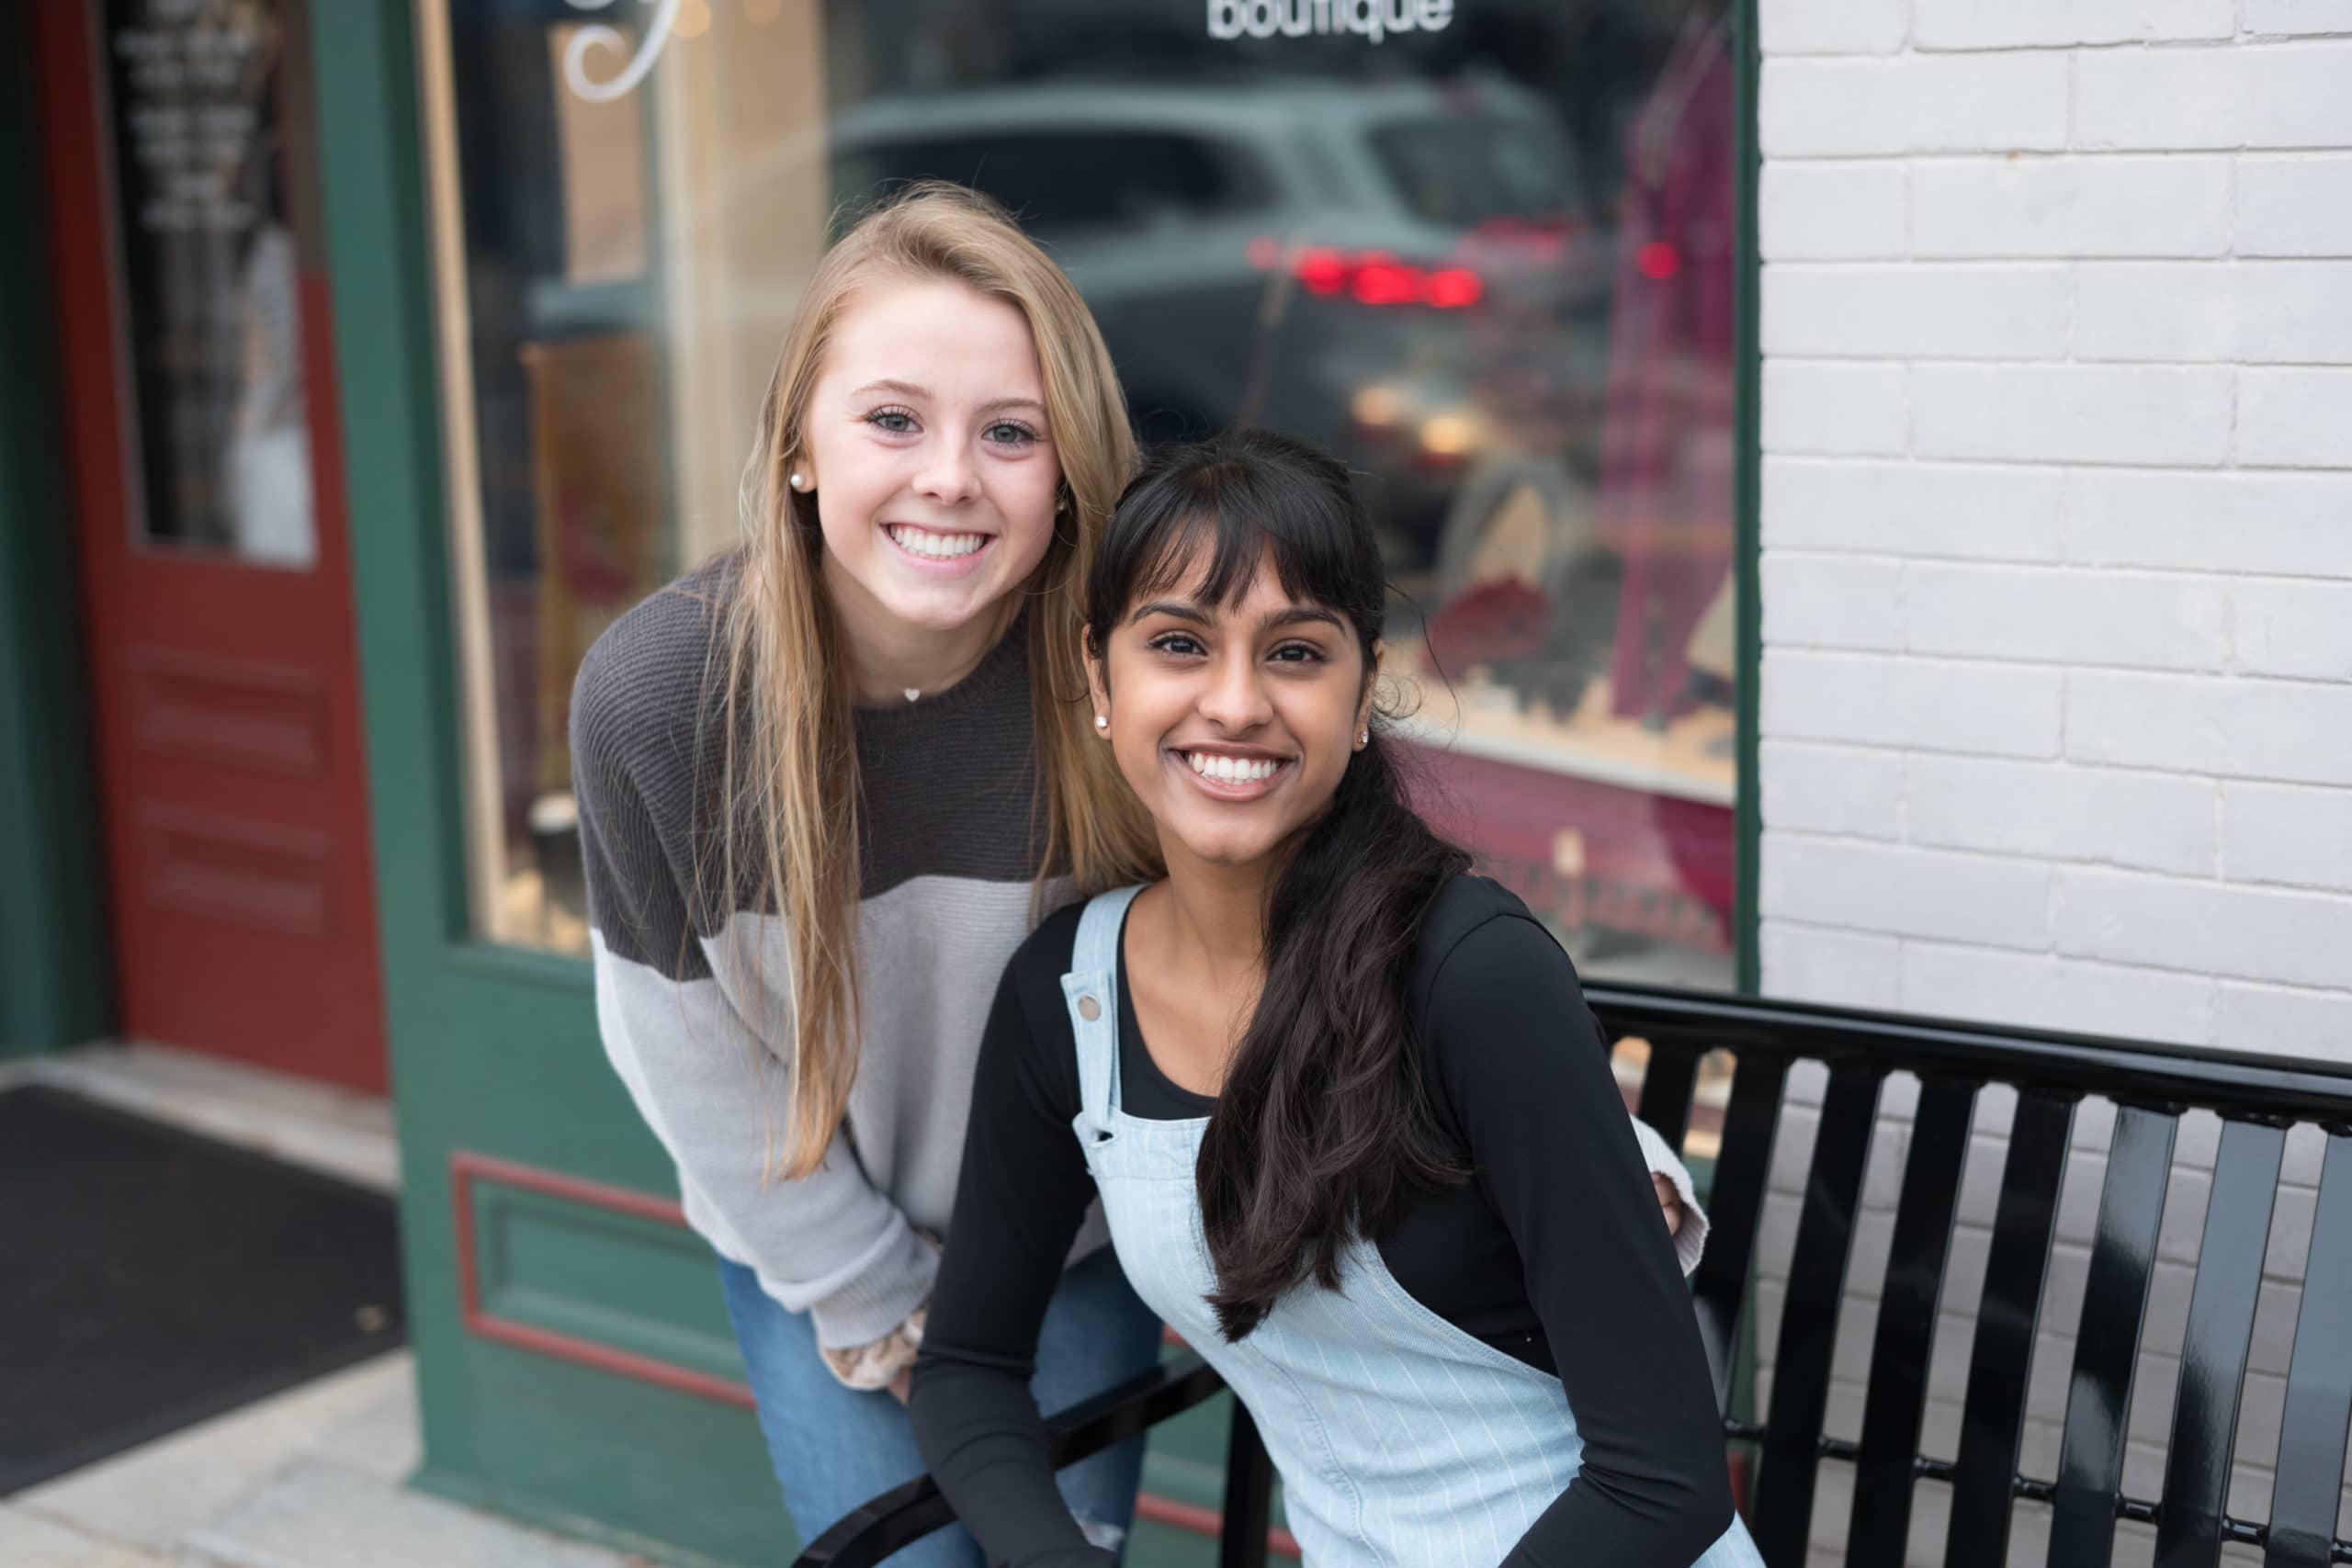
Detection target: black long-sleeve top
<box><xmin>911</xmin><ymin>875</ymin><xmax>1734</xmax><ymax>1567</ymax></box>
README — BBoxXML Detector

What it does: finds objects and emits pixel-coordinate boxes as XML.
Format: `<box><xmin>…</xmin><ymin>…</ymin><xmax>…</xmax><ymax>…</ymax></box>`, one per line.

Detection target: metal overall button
<box><xmin>1077</xmin><ymin>994</ymin><xmax>1102</xmax><ymax>1021</ymax></box>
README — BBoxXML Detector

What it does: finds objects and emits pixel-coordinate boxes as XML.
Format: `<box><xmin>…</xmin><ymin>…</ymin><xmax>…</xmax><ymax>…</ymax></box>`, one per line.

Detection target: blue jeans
<box><xmin>718</xmin><ymin>1242</ymin><xmax>1163</xmax><ymax>1566</ymax></box>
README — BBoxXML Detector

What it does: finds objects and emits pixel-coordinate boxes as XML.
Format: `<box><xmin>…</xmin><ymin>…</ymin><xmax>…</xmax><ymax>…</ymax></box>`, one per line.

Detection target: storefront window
<box><xmin>422</xmin><ymin>0</ymin><xmax>1740</xmax><ymax>990</ymax></box>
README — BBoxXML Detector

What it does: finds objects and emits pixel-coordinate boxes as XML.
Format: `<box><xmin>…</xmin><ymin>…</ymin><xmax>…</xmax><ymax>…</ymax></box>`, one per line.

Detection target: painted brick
<box><xmin>1760</xmin><ymin>163</ymin><xmax>1910</xmax><ymax>261</ymax></box>
<box><xmin>1907</xmin><ymin>755</ymin><xmax>2217</xmax><ymax>876</ymax></box>
<box><xmin>2073</xmin><ymin>262</ymin><xmax>2352</xmax><ymax>365</ymax></box>
<box><xmin>2245</xmin><ymin>0</ymin><xmax>2352</xmax><ymax>32</ymax></box>
<box><xmin>2055</xmin><ymin>870</ymin><xmax>2352</xmax><ymax>989</ymax></box>
<box><xmin>2061</xmin><ymin>469</ymin><xmax>2352</xmax><ymax>578</ymax></box>
<box><xmin>2241</xmin><ymin>368</ymin><xmax>2352</xmax><ymax>468</ymax></box>
<box><xmin>1765</xmin><ymin>836</ymin><xmax>2054</xmax><ymax>950</ymax></box>
<box><xmin>1762</xmin><ymin>554</ymin><xmax>1906</xmax><ymax>649</ymax></box>
<box><xmin>1913</xmin><ymin>157</ymin><xmax>2233</xmax><ymax>260</ymax></box>
<box><xmin>1762</xmin><ymin>360</ymin><xmax>1909</xmax><ymax>455</ymax></box>
<box><xmin>1899</xmin><ymin>943</ymin><xmax>2215</xmax><ymax>1045</ymax></box>
<box><xmin>1766</xmin><ymin>264</ymin><xmax>2070</xmax><ymax>359</ymax></box>
<box><xmin>1765</xmin><ymin>458</ymin><xmax>2067</xmax><ymax>561</ymax></box>
<box><xmin>2157</xmin><ymin>1168</ymin><xmax>2217</xmax><ymax>1268</ymax></box>
<box><xmin>1912</xmin><ymin>365</ymin><xmax>2234</xmax><ymax>466</ymax></box>
<box><xmin>2224</xmin><ymin>782</ymin><xmax>2352</xmax><ymax>893</ymax></box>
<box><xmin>1905</xmin><ymin>563</ymin><xmax>2229</xmax><ymax>671</ymax></box>
<box><xmin>1915</xmin><ymin>0</ymin><xmax>2234</xmax><ymax>48</ymax></box>
<box><xmin>2075</xmin><ymin>43</ymin><xmax>2352</xmax><ymax>152</ymax></box>
<box><xmin>1763</xmin><ymin>55</ymin><xmax>2070</xmax><ymax>158</ymax></box>
<box><xmin>2213</xmin><ymin>981</ymin><xmax>2352</xmax><ymax>1063</ymax></box>
<box><xmin>1760</xmin><ymin>740</ymin><xmax>1906</xmax><ymax>838</ymax></box>
<box><xmin>1767</xmin><ymin>649</ymin><xmax>2064</xmax><ymax>757</ymax></box>
<box><xmin>2248</xmin><ymin>1280</ymin><xmax>2304</xmax><ymax>1378</ymax></box>
<box><xmin>2283</xmin><ymin>1122</ymin><xmax>2330</xmax><ymax>1188</ymax></box>
<box><xmin>2231</xmin><ymin>581</ymin><xmax>2352</xmax><ymax>682</ymax></box>
<box><xmin>2265</xmin><ymin>1184</ymin><xmax>2318</xmax><ymax>1279</ymax></box>
<box><xmin>2067</xmin><ymin>671</ymin><xmax>2352</xmax><ymax>786</ymax></box>
<box><xmin>1762</xmin><ymin>921</ymin><xmax>1905</xmax><ymax>1009</ymax></box>
<box><xmin>2237</xmin><ymin>155</ymin><xmax>2352</xmax><ymax>257</ymax></box>
<box><xmin>1760</xmin><ymin>0</ymin><xmax>1909</xmax><ymax>54</ymax></box>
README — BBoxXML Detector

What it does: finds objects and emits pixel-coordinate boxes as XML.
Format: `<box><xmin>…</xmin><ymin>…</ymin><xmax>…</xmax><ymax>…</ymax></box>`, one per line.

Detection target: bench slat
<box><xmin>1847</xmin><ymin>1075</ymin><xmax>1979</xmax><ymax>1566</ymax></box>
<box><xmin>2154</xmin><ymin>1118</ymin><xmax>2286</xmax><ymax>1566</ymax></box>
<box><xmin>1638</xmin><ymin>1041</ymin><xmax>1702</xmax><ymax>1149</ymax></box>
<box><xmin>1947</xmin><ymin>1090</ymin><xmax>2077</xmax><ymax>1567</ymax></box>
<box><xmin>1752</xmin><ymin>1065</ymin><xmax>1886</xmax><ymax>1564</ymax></box>
<box><xmin>2051</xmin><ymin>1103</ymin><xmax>2181</xmax><ymax>1568</ymax></box>
<box><xmin>1694</xmin><ymin>1050</ymin><xmax>1787</xmax><ymax>1414</ymax></box>
<box><xmin>2264</xmin><ymin>1131</ymin><xmax>2352</xmax><ymax>1568</ymax></box>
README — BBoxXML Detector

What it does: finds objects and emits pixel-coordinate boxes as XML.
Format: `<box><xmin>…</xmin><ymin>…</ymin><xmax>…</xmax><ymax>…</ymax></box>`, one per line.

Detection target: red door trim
<box><xmin>449</xmin><ymin>1149</ymin><xmax>757</xmax><ymax>1410</ymax></box>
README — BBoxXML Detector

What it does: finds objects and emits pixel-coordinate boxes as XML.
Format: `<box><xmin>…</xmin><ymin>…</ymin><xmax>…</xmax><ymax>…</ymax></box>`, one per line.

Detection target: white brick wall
<box><xmin>1755</xmin><ymin>6</ymin><xmax>2352</xmax><ymax>1558</ymax></box>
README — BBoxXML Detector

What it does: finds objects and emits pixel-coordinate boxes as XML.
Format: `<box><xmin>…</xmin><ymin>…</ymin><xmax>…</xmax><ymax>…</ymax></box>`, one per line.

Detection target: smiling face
<box><xmin>1088</xmin><ymin>547</ymin><xmax>1378</xmax><ymax>872</ymax></box>
<box><xmin>797</xmin><ymin>276</ymin><xmax>1062</xmax><ymax>637</ymax></box>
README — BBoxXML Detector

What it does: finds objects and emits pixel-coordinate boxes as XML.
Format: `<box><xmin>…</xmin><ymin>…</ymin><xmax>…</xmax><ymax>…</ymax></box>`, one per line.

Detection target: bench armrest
<box><xmin>790</xmin><ymin>1351</ymin><xmax>1269</xmax><ymax>1568</ymax></box>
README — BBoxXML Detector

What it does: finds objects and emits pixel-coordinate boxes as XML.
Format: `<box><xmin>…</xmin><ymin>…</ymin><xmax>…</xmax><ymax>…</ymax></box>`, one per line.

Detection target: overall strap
<box><xmin>1061</xmin><ymin>884</ymin><xmax>1148</xmax><ymax>1128</ymax></box>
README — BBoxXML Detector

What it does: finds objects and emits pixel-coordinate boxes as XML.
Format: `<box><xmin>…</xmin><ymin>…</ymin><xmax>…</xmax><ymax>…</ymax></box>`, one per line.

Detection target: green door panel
<box><xmin>0</xmin><ymin>29</ymin><xmax>107</xmax><ymax>1057</ymax></box>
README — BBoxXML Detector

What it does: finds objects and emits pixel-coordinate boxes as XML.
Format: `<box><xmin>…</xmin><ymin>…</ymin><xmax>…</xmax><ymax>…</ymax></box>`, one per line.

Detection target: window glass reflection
<box><xmin>103</xmin><ymin>0</ymin><xmax>323</xmax><ymax>567</ymax></box>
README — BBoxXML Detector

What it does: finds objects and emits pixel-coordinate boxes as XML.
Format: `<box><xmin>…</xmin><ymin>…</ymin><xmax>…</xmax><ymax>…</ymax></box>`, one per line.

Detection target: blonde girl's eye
<box><xmin>982</xmin><ymin>419</ymin><xmax>1041</xmax><ymax>447</ymax></box>
<box><xmin>865</xmin><ymin>406</ymin><xmax>918</xmax><ymax>435</ymax></box>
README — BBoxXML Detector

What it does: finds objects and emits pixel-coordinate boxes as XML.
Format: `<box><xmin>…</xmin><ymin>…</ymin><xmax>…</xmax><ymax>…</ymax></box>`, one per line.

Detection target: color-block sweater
<box><xmin>571</xmin><ymin>562</ymin><xmax>1702</xmax><ymax>1361</ymax></box>
<box><xmin>571</xmin><ymin>562</ymin><xmax>1092</xmax><ymax>1354</ymax></box>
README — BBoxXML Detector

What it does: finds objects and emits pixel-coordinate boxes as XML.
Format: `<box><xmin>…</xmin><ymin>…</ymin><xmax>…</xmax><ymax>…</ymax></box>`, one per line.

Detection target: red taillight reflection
<box><xmin>1351</xmin><ymin>254</ymin><xmax>1419</xmax><ymax>306</ymax></box>
<box><xmin>1256</xmin><ymin>240</ymin><xmax>1486</xmax><ymax>310</ymax></box>
<box><xmin>1423</xmin><ymin>268</ymin><xmax>1483</xmax><ymax>309</ymax></box>
<box><xmin>1293</xmin><ymin>246</ymin><xmax>1349</xmax><ymax>296</ymax></box>
<box><xmin>1637</xmin><ymin>242</ymin><xmax>1681</xmax><ymax>280</ymax></box>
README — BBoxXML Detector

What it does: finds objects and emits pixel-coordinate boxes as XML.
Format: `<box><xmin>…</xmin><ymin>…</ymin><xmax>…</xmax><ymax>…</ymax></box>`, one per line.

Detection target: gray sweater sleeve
<box><xmin>572</xmin><ymin>613</ymin><xmax>934</xmax><ymax>1353</ymax></box>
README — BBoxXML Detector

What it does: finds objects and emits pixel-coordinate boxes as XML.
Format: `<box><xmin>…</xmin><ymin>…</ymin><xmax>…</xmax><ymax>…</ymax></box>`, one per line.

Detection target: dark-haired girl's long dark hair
<box><xmin>1088</xmin><ymin>429</ymin><xmax>1472</xmax><ymax>1342</ymax></box>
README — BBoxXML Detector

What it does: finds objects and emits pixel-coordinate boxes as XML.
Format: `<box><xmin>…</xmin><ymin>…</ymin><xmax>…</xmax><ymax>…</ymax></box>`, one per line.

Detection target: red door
<box><xmin>35</xmin><ymin>0</ymin><xmax>387</xmax><ymax>1091</ymax></box>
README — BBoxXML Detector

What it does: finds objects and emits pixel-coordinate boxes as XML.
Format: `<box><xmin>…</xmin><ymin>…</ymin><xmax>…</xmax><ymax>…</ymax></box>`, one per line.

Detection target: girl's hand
<box><xmin>888</xmin><ymin>1368</ymin><xmax>913</xmax><ymax>1405</ymax></box>
<box><xmin>1653</xmin><ymin>1172</ymin><xmax>1687</xmax><ymax>1237</ymax></box>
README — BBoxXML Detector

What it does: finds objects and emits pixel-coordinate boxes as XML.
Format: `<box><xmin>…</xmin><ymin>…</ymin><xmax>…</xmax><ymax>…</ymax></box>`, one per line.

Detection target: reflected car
<box><xmin>828</xmin><ymin>74</ymin><xmax>1611</xmax><ymax>570</ymax></box>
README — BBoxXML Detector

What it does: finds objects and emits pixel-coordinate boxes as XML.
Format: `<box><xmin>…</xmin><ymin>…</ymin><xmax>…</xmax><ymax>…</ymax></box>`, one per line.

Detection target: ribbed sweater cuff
<box><xmin>806</xmin><ymin>1224</ymin><xmax>938</xmax><ymax>1352</ymax></box>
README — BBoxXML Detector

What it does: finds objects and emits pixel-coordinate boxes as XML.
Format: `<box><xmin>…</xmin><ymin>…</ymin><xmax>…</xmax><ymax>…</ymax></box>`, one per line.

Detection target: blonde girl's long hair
<box><xmin>711</xmin><ymin>183</ymin><xmax>1159</xmax><ymax>1181</ymax></box>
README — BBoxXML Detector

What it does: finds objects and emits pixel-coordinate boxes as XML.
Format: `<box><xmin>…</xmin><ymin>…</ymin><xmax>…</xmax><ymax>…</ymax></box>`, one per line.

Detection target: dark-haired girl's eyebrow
<box><xmin>1128</xmin><ymin>600</ymin><xmax>1212</xmax><ymax>626</ymax></box>
<box><xmin>1125</xmin><ymin>600</ymin><xmax>1345</xmax><ymax>633</ymax></box>
<box><xmin>1262</xmin><ymin>606</ymin><xmax>1343</xmax><ymax>632</ymax></box>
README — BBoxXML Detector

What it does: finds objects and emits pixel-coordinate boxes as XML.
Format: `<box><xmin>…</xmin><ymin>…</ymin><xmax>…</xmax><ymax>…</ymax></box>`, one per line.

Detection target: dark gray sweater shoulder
<box><xmin>571</xmin><ymin>560</ymin><xmax>739</xmax><ymax>974</ymax></box>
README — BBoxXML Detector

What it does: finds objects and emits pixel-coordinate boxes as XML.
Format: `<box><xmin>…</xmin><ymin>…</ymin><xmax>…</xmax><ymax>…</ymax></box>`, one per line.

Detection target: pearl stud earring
<box><xmin>1358</xmin><ymin>728</ymin><xmax>1370</xmax><ymax>747</ymax></box>
<box><xmin>1094</xmin><ymin>714</ymin><xmax>1109</xmax><ymax>731</ymax></box>
<box><xmin>789</xmin><ymin>471</ymin><xmax>808</xmax><ymax>491</ymax></box>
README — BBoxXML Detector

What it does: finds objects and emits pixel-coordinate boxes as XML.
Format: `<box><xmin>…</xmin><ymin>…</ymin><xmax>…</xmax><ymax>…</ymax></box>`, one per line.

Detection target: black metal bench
<box><xmin>794</xmin><ymin>986</ymin><xmax>2352</xmax><ymax>1567</ymax></box>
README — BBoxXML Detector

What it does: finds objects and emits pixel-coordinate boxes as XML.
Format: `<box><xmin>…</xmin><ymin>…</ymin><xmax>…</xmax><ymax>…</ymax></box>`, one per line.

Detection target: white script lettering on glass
<box><xmin>560</xmin><ymin>0</ymin><xmax>681</xmax><ymax>103</ymax></box>
<box><xmin>1207</xmin><ymin>0</ymin><xmax>1455</xmax><ymax>44</ymax></box>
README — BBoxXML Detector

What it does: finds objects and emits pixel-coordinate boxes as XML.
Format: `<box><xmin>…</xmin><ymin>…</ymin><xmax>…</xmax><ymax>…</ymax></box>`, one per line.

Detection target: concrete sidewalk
<box><xmin>0</xmin><ymin>1351</ymin><xmax>674</xmax><ymax>1568</ymax></box>
<box><xmin>3</xmin><ymin>1043</ymin><xmax>677</xmax><ymax>1568</ymax></box>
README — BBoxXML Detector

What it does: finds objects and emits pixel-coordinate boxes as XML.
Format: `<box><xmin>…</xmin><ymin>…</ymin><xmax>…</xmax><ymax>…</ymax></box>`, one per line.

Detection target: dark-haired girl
<box><xmin>910</xmin><ymin>430</ymin><xmax>1762</xmax><ymax>1567</ymax></box>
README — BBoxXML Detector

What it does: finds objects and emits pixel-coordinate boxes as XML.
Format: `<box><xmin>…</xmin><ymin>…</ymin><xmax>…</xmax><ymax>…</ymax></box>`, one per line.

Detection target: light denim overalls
<box><xmin>1062</xmin><ymin>886</ymin><xmax>1768</xmax><ymax>1567</ymax></box>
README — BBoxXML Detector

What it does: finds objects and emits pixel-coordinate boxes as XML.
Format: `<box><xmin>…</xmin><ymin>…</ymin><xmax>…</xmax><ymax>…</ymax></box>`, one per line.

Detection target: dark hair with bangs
<box><xmin>1086</xmin><ymin>429</ymin><xmax>1471</xmax><ymax>1342</ymax></box>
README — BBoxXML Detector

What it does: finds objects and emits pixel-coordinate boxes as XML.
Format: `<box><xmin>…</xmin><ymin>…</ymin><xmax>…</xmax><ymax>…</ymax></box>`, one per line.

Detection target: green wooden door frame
<box><xmin>308</xmin><ymin>6</ymin><xmax>788</xmax><ymax>1563</ymax></box>
<box><xmin>1733</xmin><ymin>0</ymin><xmax>1764</xmax><ymax>998</ymax></box>
<box><xmin>0</xmin><ymin>29</ymin><xmax>110</xmax><ymax>1059</ymax></box>
<box><xmin>308</xmin><ymin>1</ymin><xmax>1766</xmax><ymax>1562</ymax></box>
<box><xmin>1724</xmin><ymin>0</ymin><xmax>1767</xmax><ymax>1460</ymax></box>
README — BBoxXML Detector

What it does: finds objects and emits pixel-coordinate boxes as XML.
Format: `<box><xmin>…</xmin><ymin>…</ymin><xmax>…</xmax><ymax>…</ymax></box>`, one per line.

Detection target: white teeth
<box><xmin>1186</xmin><ymin>752</ymin><xmax>1280</xmax><ymax>784</ymax></box>
<box><xmin>888</xmin><ymin>526</ymin><xmax>986</xmax><ymax>559</ymax></box>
